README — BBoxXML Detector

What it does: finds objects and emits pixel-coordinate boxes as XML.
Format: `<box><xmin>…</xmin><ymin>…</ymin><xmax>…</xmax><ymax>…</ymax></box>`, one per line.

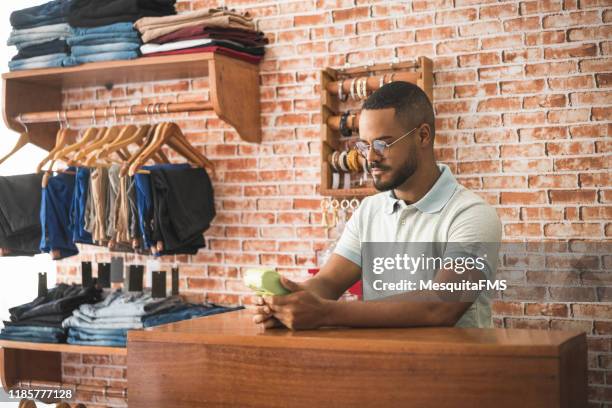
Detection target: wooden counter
<box><xmin>127</xmin><ymin>309</ymin><xmax>586</xmax><ymax>408</ymax></box>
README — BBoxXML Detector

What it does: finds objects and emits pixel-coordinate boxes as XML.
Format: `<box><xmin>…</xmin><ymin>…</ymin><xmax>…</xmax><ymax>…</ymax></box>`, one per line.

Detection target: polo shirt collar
<box><xmin>384</xmin><ymin>164</ymin><xmax>458</xmax><ymax>215</ymax></box>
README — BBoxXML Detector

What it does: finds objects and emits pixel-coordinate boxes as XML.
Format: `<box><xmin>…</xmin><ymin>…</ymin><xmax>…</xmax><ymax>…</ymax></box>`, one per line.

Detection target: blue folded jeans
<box><xmin>68</xmin><ymin>328</ymin><xmax>126</xmax><ymax>341</ymax></box>
<box><xmin>71</xmin><ymin>22</ymin><xmax>137</xmax><ymax>36</ymax></box>
<box><xmin>143</xmin><ymin>305</ymin><xmax>244</xmax><ymax>328</ymax></box>
<box><xmin>67</xmin><ymin>32</ymin><xmax>140</xmax><ymax>46</ymax></box>
<box><xmin>10</xmin><ymin>0</ymin><xmax>71</xmax><ymax>30</ymax></box>
<box><xmin>0</xmin><ymin>325</ymin><xmax>66</xmax><ymax>343</ymax></box>
<box><xmin>67</xmin><ymin>337</ymin><xmax>125</xmax><ymax>347</ymax></box>
<box><xmin>63</xmin><ymin>51</ymin><xmax>139</xmax><ymax>66</ymax></box>
<box><xmin>8</xmin><ymin>53</ymin><xmax>66</xmax><ymax>71</ymax></box>
<box><xmin>71</xmin><ymin>42</ymin><xmax>141</xmax><ymax>57</ymax></box>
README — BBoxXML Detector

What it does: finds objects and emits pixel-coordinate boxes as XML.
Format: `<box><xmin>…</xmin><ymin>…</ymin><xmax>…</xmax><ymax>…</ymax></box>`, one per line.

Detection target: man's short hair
<box><xmin>362</xmin><ymin>81</ymin><xmax>435</xmax><ymax>140</ymax></box>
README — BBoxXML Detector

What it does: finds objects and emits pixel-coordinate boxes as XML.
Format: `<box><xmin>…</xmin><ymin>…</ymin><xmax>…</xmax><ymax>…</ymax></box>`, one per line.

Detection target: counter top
<box><xmin>128</xmin><ymin>309</ymin><xmax>582</xmax><ymax>357</ymax></box>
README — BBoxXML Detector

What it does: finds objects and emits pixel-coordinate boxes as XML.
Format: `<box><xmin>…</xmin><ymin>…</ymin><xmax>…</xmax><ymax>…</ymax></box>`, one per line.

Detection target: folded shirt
<box><xmin>10</xmin><ymin>0</ymin><xmax>71</xmax><ymax>30</ymax></box>
<box><xmin>135</xmin><ymin>8</ymin><xmax>255</xmax><ymax>44</ymax></box>
<box><xmin>11</xmin><ymin>39</ymin><xmax>69</xmax><ymax>60</ymax></box>
<box><xmin>69</xmin><ymin>0</ymin><xmax>177</xmax><ymax>28</ymax></box>
<box><xmin>140</xmin><ymin>38</ymin><xmax>239</xmax><ymax>54</ymax></box>
<box><xmin>151</xmin><ymin>24</ymin><xmax>268</xmax><ymax>47</ymax></box>
<box><xmin>143</xmin><ymin>45</ymin><xmax>263</xmax><ymax>64</ymax></box>
<box><xmin>0</xmin><ymin>173</ymin><xmax>43</xmax><ymax>256</ymax></box>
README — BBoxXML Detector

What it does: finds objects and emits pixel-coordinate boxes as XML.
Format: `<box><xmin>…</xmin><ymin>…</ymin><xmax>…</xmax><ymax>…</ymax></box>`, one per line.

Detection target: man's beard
<box><xmin>368</xmin><ymin>157</ymin><xmax>418</xmax><ymax>191</ymax></box>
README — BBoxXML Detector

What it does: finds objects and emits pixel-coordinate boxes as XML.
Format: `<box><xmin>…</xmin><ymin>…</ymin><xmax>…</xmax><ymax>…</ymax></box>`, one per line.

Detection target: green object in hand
<box><xmin>244</xmin><ymin>269</ymin><xmax>291</xmax><ymax>296</ymax></box>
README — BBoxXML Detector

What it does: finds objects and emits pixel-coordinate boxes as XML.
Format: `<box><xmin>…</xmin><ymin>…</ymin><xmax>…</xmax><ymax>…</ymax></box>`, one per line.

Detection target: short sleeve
<box><xmin>444</xmin><ymin>202</ymin><xmax>502</xmax><ymax>279</ymax></box>
<box><xmin>333</xmin><ymin>204</ymin><xmax>363</xmax><ymax>267</ymax></box>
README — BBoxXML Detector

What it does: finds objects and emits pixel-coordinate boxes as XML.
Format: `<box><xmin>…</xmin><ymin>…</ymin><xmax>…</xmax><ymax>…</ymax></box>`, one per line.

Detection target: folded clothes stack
<box><xmin>0</xmin><ymin>283</ymin><xmax>103</xmax><ymax>343</ymax></box>
<box><xmin>0</xmin><ymin>174</ymin><xmax>43</xmax><ymax>257</ymax></box>
<box><xmin>7</xmin><ymin>0</ymin><xmax>72</xmax><ymax>71</ymax></box>
<box><xmin>62</xmin><ymin>290</ymin><xmax>243</xmax><ymax>346</ymax></box>
<box><xmin>135</xmin><ymin>7</ymin><xmax>267</xmax><ymax>64</ymax></box>
<box><xmin>64</xmin><ymin>22</ymin><xmax>142</xmax><ymax>66</ymax></box>
<box><xmin>63</xmin><ymin>0</ymin><xmax>177</xmax><ymax>65</ymax></box>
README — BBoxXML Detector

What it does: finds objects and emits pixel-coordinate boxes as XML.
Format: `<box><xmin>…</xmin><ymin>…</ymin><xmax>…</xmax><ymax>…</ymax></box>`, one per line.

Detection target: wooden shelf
<box><xmin>2</xmin><ymin>52</ymin><xmax>261</xmax><ymax>150</ymax></box>
<box><xmin>1</xmin><ymin>339</ymin><xmax>125</xmax><ymax>392</ymax></box>
<box><xmin>319</xmin><ymin>57</ymin><xmax>433</xmax><ymax>199</ymax></box>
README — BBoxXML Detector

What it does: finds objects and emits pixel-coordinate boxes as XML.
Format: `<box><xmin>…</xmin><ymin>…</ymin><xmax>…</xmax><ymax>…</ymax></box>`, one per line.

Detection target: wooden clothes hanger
<box><xmin>0</xmin><ymin>114</ymin><xmax>29</xmax><ymax>166</ymax></box>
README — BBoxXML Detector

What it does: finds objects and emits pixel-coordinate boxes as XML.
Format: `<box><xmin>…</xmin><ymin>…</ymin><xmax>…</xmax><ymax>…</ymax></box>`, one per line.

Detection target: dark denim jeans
<box><xmin>10</xmin><ymin>0</ymin><xmax>71</xmax><ymax>29</ymax></box>
<box><xmin>143</xmin><ymin>305</ymin><xmax>243</xmax><ymax>327</ymax></box>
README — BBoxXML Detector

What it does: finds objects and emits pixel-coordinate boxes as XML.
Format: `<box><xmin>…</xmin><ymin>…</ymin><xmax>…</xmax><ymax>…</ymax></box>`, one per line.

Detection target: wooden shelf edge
<box><xmin>0</xmin><ymin>340</ymin><xmax>126</xmax><ymax>355</ymax></box>
<box><xmin>321</xmin><ymin>187</ymin><xmax>377</xmax><ymax>198</ymax></box>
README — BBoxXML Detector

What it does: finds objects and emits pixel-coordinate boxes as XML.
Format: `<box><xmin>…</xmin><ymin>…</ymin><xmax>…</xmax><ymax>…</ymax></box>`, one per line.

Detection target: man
<box><xmin>254</xmin><ymin>81</ymin><xmax>501</xmax><ymax>330</ymax></box>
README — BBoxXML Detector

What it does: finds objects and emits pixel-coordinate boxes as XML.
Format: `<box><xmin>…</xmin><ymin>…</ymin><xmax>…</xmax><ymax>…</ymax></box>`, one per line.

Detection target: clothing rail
<box><xmin>14</xmin><ymin>101</ymin><xmax>214</xmax><ymax>125</ymax></box>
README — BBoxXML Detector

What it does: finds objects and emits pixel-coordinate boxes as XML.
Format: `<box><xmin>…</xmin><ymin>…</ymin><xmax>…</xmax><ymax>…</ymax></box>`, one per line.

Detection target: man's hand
<box><xmin>253</xmin><ymin>276</ymin><xmax>332</xmax><ymax>330</ymax></box>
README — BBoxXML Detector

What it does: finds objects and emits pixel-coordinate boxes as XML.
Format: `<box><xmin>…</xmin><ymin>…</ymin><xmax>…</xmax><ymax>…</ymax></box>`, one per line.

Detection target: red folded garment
<box><xmin>143</xmin><ymin>45</ymin><xmax>262</xmax><ymax>64</ymax></box>
<box><xmin>152</xmin><ymin>24</ymin><xmax>268</xmax><ymax>47</ymax></box>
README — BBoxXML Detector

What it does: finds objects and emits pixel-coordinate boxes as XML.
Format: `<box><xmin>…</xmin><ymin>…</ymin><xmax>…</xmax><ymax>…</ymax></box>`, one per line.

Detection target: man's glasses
<box><xmin>354</xmin><ymin>126</ymin><xmax>418</xmax><ymax>157</ymax></box>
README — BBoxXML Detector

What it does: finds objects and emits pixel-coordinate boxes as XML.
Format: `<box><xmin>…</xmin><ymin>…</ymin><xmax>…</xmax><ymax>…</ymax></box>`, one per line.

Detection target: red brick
<box><xmin>500</xmin><ymin>143</ymin><xmax>545</xmax><ymax>158</ymax></box>
<box><xmin>397</xmin><ymin>43</ymin><xmax>435</xmax><ymax>59</ymax></box>
<box><xmin>546</xmin><ymin>141</ymin><xmax>594</xmax><ymax>155</ymax></box>
<box><xmin>435</xmin><ymin>100</ymin><xmax>473</xmax><ymax>115</ymax></box>
<box><xmin>544</xmin><ymin>223</ymin><xmax>602</xmax><ymax>237</ymax></box>
<box><xmin>580</xmin><ymin>206</ymin><xmax>612</xmax><ymax>220</ymax></box>
<box><xmin>503</xmin><ymin>111</ymin><xmax>547</xmax><ymax>126</ymax></box>
<box><xmin>501</xmin><ymin>79</ymin><xmax>546</xmax><ymax>94</ymax></box>
<box><xmin>492</xmin><ymin>301</ymin><xmax>524</xmax><ymax>316</ymax></box>
<box><xmin>503</xmin><ymin>286</ymin><xmax>548</xmax><ymax>301</ymax></box>
<box><xmin>572</xmin><ymin>304</ymin><xmax>612</xmax><ymax>319</ymax></box>
<box><xmin>457</xmin><ymin>146</ymin><xmax>499</xmax><ymax>160</ymax></box>
<box><xmin>294</xmin><ymin>13</ymin><xmax>329</xmax><ymax>26</ymax></box>
<box><xmin>525</xmin><ymin>303</ymin><xmax>568</xmax><ymax>317</ymax></box>
<box><xmin>482</xmin><ymin>175</ymin><xmax>527</xmax><ymax>189</ymax></box>
<box><xmin>475</xmin><ymin>129</ymin><xmax>517</xmax><ymax>143</ymax></box>
<box><xmin>526</xmin><ymin>61</ymin><xmax>577</xmax><ymax>76</ymax></box>
<box><xmin>415</xmin><ymin>26</ymin><xmax>454</xmax><ymax>41</ymax></box>
<box><xmin>481</xmin><ymin>34</ymin><xmax>523</xmax><ymax>50</ymax></box>
<box><xmin>520</xmin><ymin>207</ymin><xmax>565</xmax><ymax>220</ymax></box>
<box><xmin>501</xmin><ymin>191</ymin><xmax>548</xmax><ymax>205</ymax></box>
<box><xmin>523</xmin><ymin>94</ymin><xmax>567</xmax><ymax>109</ymax></box>
<box><xmin>502</xmin><ymin>48</ymin><xmax>542</xmax><ymax>63</ymax></box>
<box><xmin>550</xmin><ymin>319</ymin><xmax>593</xmax><ymax>333</ymax></box>
<box><xmin>528</xmin><ymin>174</ymin><xmax>578</xmax><ymax>188</ymax></box>
<box><xmin>502</xmin><ymin>158</ymin><xmax>553</xmax><ymax>172</ymax></box>
<box><xmin>549</xmin><ymin>190</ymin><xmax>597</xmax><ymax>204</ymax></box>
<box><xmin>592</xmin><ymin>107</ymin><xmax>611</xmax><ymax>121</ymax></box>
<box><xmin>436</xmin><ymin>70</ymin><xmax>478</xmax><ymax>84</ymax></box>
<box><xmin>519</xmin><ymin>126</ymin><xmax>568</xmax><ymax>141</ymax></box>
<box><xmin>596</xmin><ymin>73</ymin><xmax>612</xmax><ymax>87</ymax></box>
<box><xmin>356</xmin><ymin>19</ymin><xmax>395</xmax><ymax>34</ymax></box>
<box><xmin>525</xmin><ymin>30</ymin><xmax>566</xmax><ymax>46</ymax></box>
<box><xmin>454</xmin><ymin>83</ymin><xmax>498</xmax><ymax>98</ymax></box>
<box><xmin>542</xmin><ymin>10</ymin><xmax>600</xmax><ymax>28</ymax></box>
<box><xmin>545</xmin><ymin>43</ymin><xmax>598</xmax><ymax>59</ymax></box>
<box><xmin>479</xmin><ymin>3</ymin><xmax>518</xmax><ymax>19</ymax></box>
<box><xmin>435</xmin><ymin>8</ymin><xmax>477</xmax><ymax>24</ymax></box>
<box><xmin>332</xmin><ymin>6</ymin><xmax>369</xmax><ymax>22</ymax></box>
<box><xmin>436</xmin><ymin>38</ymin><xmax>479</xmax><ymax>54</ymax></box>
<box><xmin>456</xmin><ymin>160</ymin><xmax>500</xmax><ymax>174</ymax></box>
<box><xmin>505</xmin><ymin>317</ymin><xmax>550</xmax><ymax>330</ymax></box>
<box><xmin>579</xmin><ymin>57</ymin><xmax>612</xmax><ymax>73</ymax></box>
<box><xmin>458</xmin><ymin>114</ymin><xmax>502</xmax><ymax>129</ymax></box>
<box><xmin>547</xmin><ymin>108</ymin><xmax>591</xmax><ymax>123</ymax></box>
<box><xmin>570</xmin><ymin>91</ymin><xmax>612</xmax><ymax>106</ymax></box>
<box><xmin>579</xmin><ymin>172</ymin><xmax>609</xmax><ymax>186</ymax></box>
<box><xmin>519</xmin><ymin>0</ymin><xmax>563</xmax><ymax>14</ymax></box>
<box><xmin>475</xmin><ymin>97</ymin><xmax>521</xmax><ymax>112</ymax></box>
<box><xmin>459</xmin><ymin>21</ymin><xmax>503</xmax><ymax>37</ymax></box>
<box><xmin>568</xmin><ymin>26</ymin><xmax>612</xmax><ymax>41</ymax></box>
<box><xmin>479</xmin><ymin>64</ymin><xmax>523</xmax><ymax>80</ymax></box>
<box><xmin>503</xmin><ymin>16</ymin><xmax>541</xmax><ymax>32</ymax></box>
<box><xmin>458</xmin><ymin>52</ymin><xmax>501</xmax><ymax>67</ymax></box>
<box><xmin>555</xmin><ymin>157</ymin><xmax>607</xmax><ymax>171</ymax></box>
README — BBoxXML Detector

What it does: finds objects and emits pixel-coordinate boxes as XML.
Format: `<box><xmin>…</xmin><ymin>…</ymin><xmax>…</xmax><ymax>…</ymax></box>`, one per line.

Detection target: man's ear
<box><xmin>419</xmin><ymin>124</ymin><xmax>434</xmax><ymax>147</ymax></box>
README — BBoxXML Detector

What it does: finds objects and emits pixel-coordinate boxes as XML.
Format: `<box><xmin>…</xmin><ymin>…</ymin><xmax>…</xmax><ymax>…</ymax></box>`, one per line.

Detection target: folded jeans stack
<box><xmin>63</xmin><ymin>290</ymin><xmax>183</xmax><ymax>346</ymax></box>
<box><xmin>0</xmin><ymin>173</ymin><xmax>43</xmax><ymax>257</ymax></box>
<box><xmin>1</xmin><ymin>283</ymin><xmax>103</xmax><ymax>343</ymax></box>
<box><xmin>63</xmin><ymin>292</ymin><xmax>244</xmax><ymax>347</ymax></box>
<box><xmin>64</xmin><ymin>22</ymin><xmax>142</xmax><ymax>66</ymax></box>
<box><xmin>135</xmin><ymin>7</ymin><xmax>266</xmax><ymax>64</ymax></box>
<box><xmin>7</xmin><ymin>0</ymin><xmax>73</xmax><ymax>71</ymax></box>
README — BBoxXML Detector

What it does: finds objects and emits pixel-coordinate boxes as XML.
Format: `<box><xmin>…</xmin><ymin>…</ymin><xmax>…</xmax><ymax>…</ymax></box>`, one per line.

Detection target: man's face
<box><xmin>358</xmin><ymin>108</ymin><xmax>420</xmax><ymax>191</ymax></box>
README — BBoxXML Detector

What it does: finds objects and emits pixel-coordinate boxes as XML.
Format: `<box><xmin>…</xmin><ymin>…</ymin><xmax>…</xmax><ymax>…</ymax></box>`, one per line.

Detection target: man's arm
<box><xmin>264</xmin><ymin>264</ymin><xmax>476</xmax><ymax>330</ymax></box>
<box><xmin>301</xmin><ymin>253</ymin><xmax>362</xmax><ymax>300</ymax></box>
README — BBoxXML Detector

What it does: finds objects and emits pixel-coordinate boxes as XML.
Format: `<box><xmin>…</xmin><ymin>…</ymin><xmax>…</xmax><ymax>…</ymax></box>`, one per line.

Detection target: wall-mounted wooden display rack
<box><xmin>2</xmin><ymin>52</ymin><xmax>262</xmax><ymax>150</ymax></box>
<box><xmin>320</xmin><ymin>56</ymin><xmax>433</xmax><ymax>198</ymax></box>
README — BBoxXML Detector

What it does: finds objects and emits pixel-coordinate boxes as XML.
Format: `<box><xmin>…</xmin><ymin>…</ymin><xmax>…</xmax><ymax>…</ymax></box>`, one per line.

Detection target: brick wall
<box><xmin>54</xmin><ymin>1</ymin><xmax>611</xmax><ymax>406</ymax></box>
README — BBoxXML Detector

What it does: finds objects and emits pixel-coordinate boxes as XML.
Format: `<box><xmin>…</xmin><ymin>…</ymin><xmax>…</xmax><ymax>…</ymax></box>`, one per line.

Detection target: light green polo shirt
<box><xmin>333</xmin><ymin>164</ymin><xmax>502</xmax><ymax>328</ymax></box>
